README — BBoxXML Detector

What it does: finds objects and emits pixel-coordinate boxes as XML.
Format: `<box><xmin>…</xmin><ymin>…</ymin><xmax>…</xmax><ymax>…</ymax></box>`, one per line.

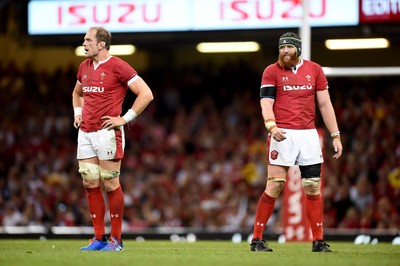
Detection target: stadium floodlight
<box><xmin>196</xmin><ymin>42</ymin><xmax>260</xmax><ymax>53</ymax></box>
<box><xmin>75</xmin><ymin>44</ymin><xmax>136</xmax><ymax>56</ymax></box>
<box><xmin>325</xmin><ymin>38</ymin><xmax>390</xmax><ymax>50</ymax></box>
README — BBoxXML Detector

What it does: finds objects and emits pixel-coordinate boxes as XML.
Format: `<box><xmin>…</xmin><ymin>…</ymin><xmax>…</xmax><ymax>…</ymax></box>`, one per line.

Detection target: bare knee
<box><xmin>99</xmin><ymin>167</ymin><xmax>120</xmax><ymax>192</ymax></box>
<box><xmin>102</xmin><ymin>178</ymin><xmax>121</xmax><ymax>192</ymax></box>
<box><xmin>265</xmin><ymin>165</ymin><xmax>287</xmax><ymax>198</ymax></box>
<box><xmin>82</xmin><ymin>179</ymin><xmax>101</xmax><ymax>188</ymax></box>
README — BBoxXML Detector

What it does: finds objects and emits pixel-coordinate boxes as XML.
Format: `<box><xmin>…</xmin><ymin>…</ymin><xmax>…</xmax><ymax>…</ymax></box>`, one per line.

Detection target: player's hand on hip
<box><xmin>271</xmin><ymin>127</ymin><xmax>286</xmax><ymax>142</ymax></box>
<box><xmin>101</xmin><ymin>116</ymin><xmax>126</xmax><ymax>130</ymax></box>
<box><xmin>332</xmin><ymin>139</ymin><xmax>343</xmax><ymax>159</ymax></box>
<box><xmin>73</xmin><ymin>116</ymin><xmax>82</xmax><ymax>129</ymax></box>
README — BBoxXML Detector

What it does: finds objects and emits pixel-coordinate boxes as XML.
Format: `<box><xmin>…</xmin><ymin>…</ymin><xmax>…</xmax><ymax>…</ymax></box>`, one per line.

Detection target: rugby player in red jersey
<box><xmin>72</xmin><ymin>26</ymin><xmax>154</xmax><ymax>251</ymax></box>
<box><xmin>250</xmin><ymin>32</ymin><xmax>342</xmax><ymax>252</ymax></box>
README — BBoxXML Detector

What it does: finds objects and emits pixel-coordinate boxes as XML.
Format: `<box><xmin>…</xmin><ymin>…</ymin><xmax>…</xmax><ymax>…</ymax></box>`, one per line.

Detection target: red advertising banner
<box><xmin>359</xmin><ymin>0</ymin><xmax>400</xmax><ymax>23</ymax></box>
<box><xmin>283</xmin><ymin>166</ymin><xmax>313</xmax><ymax>242</ymax></box>
<box><xmin>283</xmin><ymin>129</ymin><xmax>325</xmax><ymax>242</ymax></box>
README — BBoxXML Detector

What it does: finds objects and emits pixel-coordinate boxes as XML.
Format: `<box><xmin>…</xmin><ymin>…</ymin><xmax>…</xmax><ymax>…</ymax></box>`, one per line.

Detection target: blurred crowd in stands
<box><xmin>0</xmin><ymin>60</ymin><xmax>399</xmax><ymax>234</ymax></box>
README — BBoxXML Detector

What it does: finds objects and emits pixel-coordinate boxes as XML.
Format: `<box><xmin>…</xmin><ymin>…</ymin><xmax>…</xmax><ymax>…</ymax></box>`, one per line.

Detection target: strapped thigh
<box><xmin>99</xmin><ymin>167</ymin><xmax>120</xmax><ymax>180</ymax></box>
<box><xmin>267</xmin><ymin>176</ymin><xmax>286</xmax><ymax>182</ymax></box>
<box><xmin>78</xmin><ymin>162</ymin><xmax>100</xmax><ymax>181</ymax></box>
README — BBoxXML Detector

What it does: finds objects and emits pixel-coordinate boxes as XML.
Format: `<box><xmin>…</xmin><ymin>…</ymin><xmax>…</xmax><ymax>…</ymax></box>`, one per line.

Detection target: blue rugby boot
<box><xmin>100</xmin><ymin>236</ymin><xmax>124</xmax><ymax>252</ymax></box>
<box><xmin>80</xmin><ymin>237</ymin><xmax>108</xmax><ymax>251</ymax></box>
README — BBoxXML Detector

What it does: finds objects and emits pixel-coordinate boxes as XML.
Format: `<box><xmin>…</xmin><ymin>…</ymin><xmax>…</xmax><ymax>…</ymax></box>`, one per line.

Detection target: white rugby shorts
<box><xmin>77</xmin><ymin>127</ymin><xmax>125</xmax><ymax>160</ymax></box>
<box><xmin>268</xmin><ymin>128</ymin><xmax>323</xmax><ymax>166</ymax></box>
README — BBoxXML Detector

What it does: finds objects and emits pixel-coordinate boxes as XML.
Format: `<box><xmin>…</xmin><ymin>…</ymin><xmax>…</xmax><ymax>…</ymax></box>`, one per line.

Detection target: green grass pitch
<box><xmin>0</xmin><ymin>239</ymin><xmax>399</xmax><ymax>266</ymax></box>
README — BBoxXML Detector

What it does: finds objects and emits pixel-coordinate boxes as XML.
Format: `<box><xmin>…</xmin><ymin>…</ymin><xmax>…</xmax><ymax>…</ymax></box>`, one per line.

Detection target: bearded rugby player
<box><xmin>250</xmin><ymin>32</ymin><xmax>343</xmax><ymax>252</ymax></box>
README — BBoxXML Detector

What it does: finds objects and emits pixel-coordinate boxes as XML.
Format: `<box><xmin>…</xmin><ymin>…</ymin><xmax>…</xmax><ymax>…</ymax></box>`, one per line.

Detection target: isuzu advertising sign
<box><xmin>359</xmin><ymin>0</ymin><xmax>400</xmax><ymax>23</ymax></box>
<box><xmin>28</xmin><ymin>0</ymin><xmax>359</xmax><ymax>35</ymax></box>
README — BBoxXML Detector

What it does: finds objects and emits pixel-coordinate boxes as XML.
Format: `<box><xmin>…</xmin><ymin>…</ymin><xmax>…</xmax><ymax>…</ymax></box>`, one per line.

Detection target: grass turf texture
<box><xmin>0</xmin><ymin>240</ymin><xmax>399</xmax><ymax>266</ymax></box>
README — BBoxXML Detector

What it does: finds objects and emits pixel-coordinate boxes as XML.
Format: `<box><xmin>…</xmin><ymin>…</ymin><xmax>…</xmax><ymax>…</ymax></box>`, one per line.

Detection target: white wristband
<box><xmin>74</xmin><ymin>107</ymin><xmax>82</xmax><ymax>117</ymax></box>
<box><xmin>330</xmin><ymin>131</ymin><xmax>340</xmax><ymax>138</ymax></box>
<box><xmin>122</xmin><ymin>109</ymin><xmax>137</xmax><ymax>123</ymax></box>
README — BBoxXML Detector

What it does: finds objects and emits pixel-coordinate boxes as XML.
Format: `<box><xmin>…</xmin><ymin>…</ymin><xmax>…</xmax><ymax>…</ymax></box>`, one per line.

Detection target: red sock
<box><xmin>86</xmin><ymin>187</ymin><xmax>106</xmax><ymax>240</ymax></box>
<box><xmin>107</xmin><ymin>186</ymin><xmax>124</xmax><ymax>242</ymax></box>
<box><xmin>305</xmin><ymin>194</ymin><xmax>323</xmax><ymax>240</ymax></box>
<box><xmin>252</xmin><ymin>192</ymin><xmax>276</xmax><ymax>240</ymax></box>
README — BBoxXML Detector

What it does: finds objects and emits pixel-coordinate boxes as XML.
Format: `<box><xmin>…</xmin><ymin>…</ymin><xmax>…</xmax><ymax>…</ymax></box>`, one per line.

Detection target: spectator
<box><xmin>350</xmin><ymin>173</ymin><xmax>374</xmax><ymax>213</ymax></box>
<box><xmin>0</xmin><ymin>62</ymin><xmax>399</xmax><ymax>233</ymax></box>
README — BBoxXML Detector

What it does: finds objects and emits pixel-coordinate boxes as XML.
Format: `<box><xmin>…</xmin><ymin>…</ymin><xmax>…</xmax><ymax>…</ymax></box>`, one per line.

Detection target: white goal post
<box><xmin>322</xmin><ymin>67</ymin><xmax>400</xmax><ymax>77</ymax></box>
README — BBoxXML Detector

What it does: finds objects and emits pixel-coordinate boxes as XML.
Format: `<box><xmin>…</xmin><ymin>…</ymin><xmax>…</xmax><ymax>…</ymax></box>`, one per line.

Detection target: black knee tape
<box><xmin>299</xmin><ymin>164</ymin><xmax>321</xmax><ymax>178</ymax></box>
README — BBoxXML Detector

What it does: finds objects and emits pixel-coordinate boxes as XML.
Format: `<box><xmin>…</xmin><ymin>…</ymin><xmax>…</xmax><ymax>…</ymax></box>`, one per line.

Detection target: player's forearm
<box><xmin>72</xmin><ymin>94</ymin><xmax>83</xmax><ymax>108</ymax></box>
<box><xmin>260</xmin><ymin>98</ymin><xmax>275</xmax><ymax>120</ymax></box>
<box><xmin>320</xmin><ymin>103</ymin><xmax>339</xmax><ymax>135</ymax></box>
<box><xmin>72</xmin><ymin>91</ymin><xmax>84</xmax><ymax>117</ymax></box>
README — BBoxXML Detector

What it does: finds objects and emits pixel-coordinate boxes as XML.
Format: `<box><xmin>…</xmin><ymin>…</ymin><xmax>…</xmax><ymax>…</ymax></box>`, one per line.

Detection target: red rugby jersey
<box><xmin>260</xmin><ymin>59</ymin><xmax>328</xmax><ymax>129</ymax></box>
<box><xmin>77</xmin><ymin>56</ymin><xmax>137</xmax><ymax>132</ymax></box>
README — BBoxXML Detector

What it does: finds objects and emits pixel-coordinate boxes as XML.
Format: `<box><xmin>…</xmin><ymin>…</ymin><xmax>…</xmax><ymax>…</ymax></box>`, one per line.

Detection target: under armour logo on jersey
<box><xmin>111</xmin><ymin>214</ymin><xmax>119</xmax><ymax>218</ymax></box>
<box><xmin>282</xmin><ymin>76</ymin><xmax>288</xmax><ymax>81</ymax></box>
<box><xmin>256</xmin><ymin>222</ymin><xmax>264</xmax><ymax>227</ymax></box>
<box><xmin>107</xmin><ymin>151</ymin><xmax>114</xmax><ymax>155</ymax></box>
<box><xmin>90</xmin><ymin>214</ymin><xmax>97</xmax><ymax>219</ymax></box>
<box><xmin>316</xmin><ymin>223</ymin><xmax>323</xmax><ymax>227</ymax></box>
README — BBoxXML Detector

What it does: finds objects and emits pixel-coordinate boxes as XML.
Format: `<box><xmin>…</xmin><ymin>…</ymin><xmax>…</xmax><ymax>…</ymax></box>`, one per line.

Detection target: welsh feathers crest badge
<box><xmin>271</xmin><ymin>150</ymin><xmax>279</xmax><ymax>160</ymax></box>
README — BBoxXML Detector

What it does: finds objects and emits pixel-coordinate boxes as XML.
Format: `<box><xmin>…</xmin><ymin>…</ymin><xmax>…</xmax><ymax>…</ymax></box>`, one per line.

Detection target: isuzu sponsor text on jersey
<box><xmin>283</xmin><ymin>84</ymin><xmax>313</xmax><ymax>91</ymax></box>
<box><xmin>82</xmin><ymin>86</ymin><xmax>105</xmax><ymax>93</ymax></box>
